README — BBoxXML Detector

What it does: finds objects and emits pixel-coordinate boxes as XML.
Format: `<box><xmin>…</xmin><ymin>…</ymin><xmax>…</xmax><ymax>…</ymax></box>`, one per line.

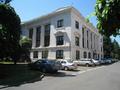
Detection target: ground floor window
<box><xmin>56</xmin><ymin>50</ymin><xmax>63</xmax><ymax>59</ymax></box>
<box><xmin>76</xmin><ymin>50</ymin><xmax>80</xmax><ymax>60</ymax></box>
<box><xmin>42</xmin><ymin>50</ymin><xmax>48</xmax><ymax>59</ymax></box>
<box><xmin>88</xmin><ymin>52</ymin><xmax>91</xmax><ymax>58</ymax></box>
<box><xmin>83</xmin><ymin>51</ymin><xmax>87</xmax><ymax>58</ymax></box>
<box><xmin>33</xmin><ymin>51</ymin><xmax>38</xmax><ymax>58</ymax></box>
<box><xmin>98</xmin><ymin>54</ymin><xmax>99</xmax><ymax>59</ymax></box>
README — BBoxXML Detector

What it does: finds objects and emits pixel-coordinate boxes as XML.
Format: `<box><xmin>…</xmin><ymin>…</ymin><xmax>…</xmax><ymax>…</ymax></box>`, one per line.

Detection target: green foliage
<box><xmin>95</xmin><ymin>0</ymin><xmax>120</xmax><ymax>37</ymax></box>
<box><xmin>111</xmin><ymin>39</ymin><xmax>120</xmax><ymax>59</ymax></box>
<box><xmin>103</xmin><ymin>36</ymin><xmax>120</xmax><ymax>59</ymax></box>
<box><xmin>103</xmin><ymin>36</ymin><xmax>112</xmax><ymax>58</ymax></box>
<box><xmin>20</xmin><ymin>36</ymin><xmax>32</xmax><ymax>49</ymax></box>
<box><xmin>19</xmin><ymin>36</ymin><xmax>32</xmax><ymax>62</ymax></box>
<box><xmin>0</xmin><ymin>3</ymin><xmax>21</xmax><ymax>63</ymax></box>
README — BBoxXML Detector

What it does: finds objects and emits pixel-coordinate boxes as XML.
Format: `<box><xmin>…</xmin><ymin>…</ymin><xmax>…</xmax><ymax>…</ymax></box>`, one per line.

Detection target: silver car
<box><xmin>59</xmin><ymin>60</ymin><xmax>77</xmax><ymax>70</ymax></box>
<box><xmin>74</xmin><ymin>58</ymin><xmax>99</xmax><ymax>67</ymax></box>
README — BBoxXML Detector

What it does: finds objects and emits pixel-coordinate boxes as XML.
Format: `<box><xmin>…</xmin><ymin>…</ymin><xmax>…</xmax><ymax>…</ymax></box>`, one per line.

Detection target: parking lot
<box><xmin>44</xmin><ymin>66</ymin><xmax>99</xmax><ymax>79</ymax></box>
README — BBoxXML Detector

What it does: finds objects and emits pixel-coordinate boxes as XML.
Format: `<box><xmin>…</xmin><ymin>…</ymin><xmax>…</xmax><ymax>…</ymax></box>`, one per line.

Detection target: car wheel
<box><xmin>64</xmin><ymin>67</ymin><xmax>68</xmax><ymax>71</ymax></box>
<box><xmin>92</xmin><ymin>64</ymin><xmax>96</xmax><ymax>67</ymax></box>
<box><xmin>42</xmin><ymin>68</ymin><xmax>46</xmax><ymax>73</ymax></box>
<box><xmin>86</xmin><ymin>63</ymin><xmax>89</xmax><ymax>67</ymax></box>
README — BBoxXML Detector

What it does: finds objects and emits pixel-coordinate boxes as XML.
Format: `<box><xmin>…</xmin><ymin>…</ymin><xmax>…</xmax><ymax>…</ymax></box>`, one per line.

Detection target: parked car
<box><xmin>59</xmin><ymin>59</ymin><xmax>77</xmax><ymax>70</ymax></box>
<box><xmin>105</xmin><ymin>58</ymin><xmax>112</xmax><ymax>64</ymax></box>
<box><xmin>74</xmin><ymin>58</ymin><xmax>99</xmax><ymax>67</ymax></box>
<box><xmin>92</xmin><ymin>59</ymin><xmax>100</xmax><ymax>65</ymax></box>
<box><xmin>99</xmin><ymin>59</ymin><xmax>106</xmax><ymax>64</ymax></box>
<box><xmin>28</xmin><ymin>59</ymin><xmax>62</xmax><ymax>73</ymax></box>
<box><xmin>112</xmin><ymin>59</ymin><xmax>119</xmax><ymax>63</ymax></box>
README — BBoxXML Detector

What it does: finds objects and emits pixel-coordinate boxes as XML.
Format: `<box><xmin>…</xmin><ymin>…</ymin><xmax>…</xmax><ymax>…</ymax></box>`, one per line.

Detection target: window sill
<box><xmin>56</xmin><ymin>27</ymin><xmax>65</xmax><ymax>30</ymax></box>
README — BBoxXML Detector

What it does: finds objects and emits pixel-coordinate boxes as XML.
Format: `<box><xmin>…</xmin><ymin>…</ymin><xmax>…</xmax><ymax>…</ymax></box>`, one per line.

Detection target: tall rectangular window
<box><xmin>94</xmin><ymin>35</ymin><xmax>95</xmax><ymax>49</ymax></box>
<box><xmin>42</xmin><ymin>50</ymin><xmax>48</xmax><ymax>59</ymax></box>
<box><xmin>75</xmin><ymin>21</ymin><xmax>79</xmax><ymax>29</ymax></box>
<box><xmin>83</xmin><ymin>52</ymin><xmax>87</xmax><ymax>58</ymax></box>
<box><xmin>36</xmin><ymin>26</ymin><xmax>41</xmax><ymax>47</ymax></box>
<box><xmin>29</xmin><ymin>28</ymin><xmax>33</xmax><ymax>47</ymax></box>
<box><xmin>57</xmin><ymin>19</ymin><xmax>64</xmax><ymax>28</ymax></box>
<box><xmin>75</xmin><ymin>37</ymin><xmax>79</xmax><ymax>46</ymax></box>
<box><xmin>87</xmin><ymin>31</ymin><xmax>89</xmax><ymax>49</ymax></box>
<box><xmin>29</xmin><ymin>28</ymin><xmax>33</xmax><ymax>39</ymax></box>
<box><xmin>44</xmin><ymin>24</ymin><xmax>50</xmax><ymax>47</ymax></box>
<box><xmin>88</xmin><ymin>52</ymin><xmax>91</xmax><ymax>58</ymax></box>
<box><xmin>56</xmin><ymin>50</ymin><xmax>63</xmax><ymax>59</ymax></box>
<box><xmin>91</xmin><ymin>32</ymin><xmax>92</xmax><ymax>49</ymax></box>
<box><xmin>56</xmin><ymin>36</ymin><xmax>64</xmax><ymax>45</ymax></box>
<box><xmin>33</xmin><ymin>51</ymin><xmax>38</xmax><ymax>58</ymax></box>
<box><xmin>82</xmin><ymin>27</ymin><xmax>84</xmax><ymax>48</ymax></box>
<box><xmin>76</xmin><ymin>51</ymin><xmax>80</xmax><ymax>60</ymax></box>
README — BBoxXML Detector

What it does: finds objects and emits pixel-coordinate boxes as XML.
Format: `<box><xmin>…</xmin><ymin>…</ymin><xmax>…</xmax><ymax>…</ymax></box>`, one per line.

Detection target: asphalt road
<box><xmin>2</xmin><ymin>62</ymin><xmax>120</xmax><ymax>90</ymax></box>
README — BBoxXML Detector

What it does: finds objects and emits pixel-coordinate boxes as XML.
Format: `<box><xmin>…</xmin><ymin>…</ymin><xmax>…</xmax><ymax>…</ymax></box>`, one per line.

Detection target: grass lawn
<box><xmin>0</xmin><ymin>63</ymin><xmax>43</xmax><ymax>89</ymax></box>
<box><xmin>0</xmin><ymin>61</ymin><xmax>14</xmax><ymax>64</ymax></box>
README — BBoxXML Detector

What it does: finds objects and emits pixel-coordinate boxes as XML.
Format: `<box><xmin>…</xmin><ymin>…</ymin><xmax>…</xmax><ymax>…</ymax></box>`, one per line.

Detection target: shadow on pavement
<box><xmin>46</xmin><ymin>69</ymin><xmax>80</xmax><ymax>77</ymax></box>
<box><xmin>0</xmin><ymin>64</ymin><xmax>44</xmax><ymax>89</ymax></box>
<box><xmin>45</xmin><ymin>72</ymin><xmax>76</xmax><ymax>77</ymax></box>
<box><xmin>68</xmin><ymin>69</ymin><xmax>80</xmax><ymax>72</ymax></box>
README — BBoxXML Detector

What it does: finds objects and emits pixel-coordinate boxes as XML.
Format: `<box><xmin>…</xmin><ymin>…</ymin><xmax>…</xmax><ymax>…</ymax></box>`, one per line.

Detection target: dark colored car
<box><xmin>28</xmin><ymin>59</ymin><xmax>62</xmax><ymax>73</ymax></box>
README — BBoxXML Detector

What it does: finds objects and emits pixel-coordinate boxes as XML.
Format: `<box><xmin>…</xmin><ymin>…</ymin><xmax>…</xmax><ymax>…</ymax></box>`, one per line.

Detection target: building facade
<box><xmin>21</xmin><ymin>6</ymin><xmax>103</xmax><ymax>61</ymax></box>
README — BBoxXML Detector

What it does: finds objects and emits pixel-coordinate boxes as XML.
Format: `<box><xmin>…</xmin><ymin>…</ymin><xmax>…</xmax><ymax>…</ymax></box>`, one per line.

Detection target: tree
<box><xmin>103</xmin><ymin>36</ymin><xmax>112</xmax><ymax>58</ymax></box>
<box><xmin>111</xmin><ymin>40</ymin><xmax>120</xmax><ymax>59</ymax></box>
<box><xmin>95</xmin><ymin>0</ymin><xmax>120</xmax><ymax>37</ymax></box>
<box><xmin>19</xmin><ymin>36</ymin><xmax>32</xmax><ymax>62</ymax></box>
<box><xmin>0</xmin><ymin>1</ymin><xmax>21</xmax><ymax>64</ymax></box>
<box><xmin>103</xmin><ymin>36</ymin><xmax>120</xmax><ymax>59</ymax></box>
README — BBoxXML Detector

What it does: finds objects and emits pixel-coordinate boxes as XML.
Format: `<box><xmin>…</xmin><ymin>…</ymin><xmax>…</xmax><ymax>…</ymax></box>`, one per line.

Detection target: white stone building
<box><xmin>21</xmin><ymin>6</ymin><xmax>103</xmax><ymax>61</ymax></box>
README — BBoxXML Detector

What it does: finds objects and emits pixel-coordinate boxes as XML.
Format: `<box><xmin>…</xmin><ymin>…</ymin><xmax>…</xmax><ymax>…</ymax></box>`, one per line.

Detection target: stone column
<box><xmin>32</xmin><ymin>27</ymin><xmax>36</xmax><ymax>48</ymax></box>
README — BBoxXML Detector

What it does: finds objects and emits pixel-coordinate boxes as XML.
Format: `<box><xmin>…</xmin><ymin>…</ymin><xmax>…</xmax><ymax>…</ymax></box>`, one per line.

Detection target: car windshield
<box><xmin>95</xmin><ymin>59</ymin><xmax>99</xmax><ymax>61</ymax></box>
<box><xmin>47</xmin><ymin>60</ymin><xmax>55</xmax><ymax>64</ymax></box>
<box><xmin>67</xmin><ymin>60</ymin><xmax>73</xmax><ymax>63</ymax></box>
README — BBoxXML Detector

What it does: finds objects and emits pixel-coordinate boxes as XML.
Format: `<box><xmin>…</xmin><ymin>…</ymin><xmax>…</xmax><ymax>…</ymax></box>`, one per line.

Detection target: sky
<box><xmin>10</xmin><ymin>0</ymin><xmax>120</xmax><ymax>44</ymax></box>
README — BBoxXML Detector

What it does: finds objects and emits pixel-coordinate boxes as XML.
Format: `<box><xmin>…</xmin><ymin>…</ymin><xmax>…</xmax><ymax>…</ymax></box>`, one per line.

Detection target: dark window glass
<box><xmin>75</xmin><ymin>21</ymin><xmax>79</xmax><ymax>29</ymax></box>
<box><xmin>45</xmin><ymin>24</ymin><xmax>50</xmax><ymax>34</ymax></box>
<box><xmin>44</xmin><ymin>24</ymin><xmax>50</xmax><ymax>47</ymax></box>
<box><xmin>101</xmin><ymin>47</ymin><xmax>102</xmax><ymax>52</ymax></box>
<box><xmin>82</xmin><ymin>27</ymin><xmax>84</xmax><ymax>48</ymax></box>
<box><xmin>75</xmin><ymin>37</ymin><xmax>79</xmax><ymax>46</ymax></box>
<box><xmin>91</xmin><ymin>33</ymin><xmax>92</xmax><ymax>49</ymax></box>
<box><xmin>33</xmin><ymin>51</ymin><xmax>38</xmax><ymax>58</ymax></box>
<box><xmin>29</xmin><ymin>28</ymin><xmax>33</xmax><ymax>39</ymax></box>
<box><xmin>42</xmin><ymin>50</ymin><xmax>48</xmax><ymax>59</ymax></box>
<box><xmin>88</xmin><ymin>52</ymin><xmax>91</xmax><ymax>58</ymax></box>
<box><xmin>83</xmin><ymin>52</ymin><xmax>87</xmax><ymax>58</ymax></box>
<box><xmin>56</xmin><ymin>50</ymin><xmax>63</xmax><ymax>59</ymax></box>
<box><xmin>94</xmin><ymin>35</ymin><xmax>95</xmax><ymax>48</ymax></box>
<box><xmin>87</xmin><ymin>31</ymin><xmax>89</xmax><ymax>49</ymax></box>
<box><xmin>57</xmin><ymin>19</ymin><xmax>64</xmax><ymax>28</ymax></box>
<box><xmin>56</xmin><ymin>36</ymin><xmax>64</xmax><ymax>45</ymax></box>
<box><xmin>36</xmin><ymin>26</ymin><xmax>41</xmax><ymax>47</ymax></box>
<box><xmin>44</xmin><ymin>36</ymin><xmax>50</xmax><ymax>46</ymax></box>
<box><xmin>76</xmin><ymin>51</ymin><xmax>80</xmax><ymax>60</ymax></box>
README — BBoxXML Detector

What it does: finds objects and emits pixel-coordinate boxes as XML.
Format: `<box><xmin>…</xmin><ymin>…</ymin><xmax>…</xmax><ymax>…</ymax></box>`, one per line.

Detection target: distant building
<box><xmin>21</xmin><ymin>6</ymin><xmax>103</xmax><ymax>61</ymax></box>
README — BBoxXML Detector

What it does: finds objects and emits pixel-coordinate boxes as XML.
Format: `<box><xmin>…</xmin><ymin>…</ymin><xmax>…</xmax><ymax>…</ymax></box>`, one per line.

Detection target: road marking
<box><xmin>72</xmin><ymin>66</ymin><xmax>105</xmax><ymax>76</ymax></box>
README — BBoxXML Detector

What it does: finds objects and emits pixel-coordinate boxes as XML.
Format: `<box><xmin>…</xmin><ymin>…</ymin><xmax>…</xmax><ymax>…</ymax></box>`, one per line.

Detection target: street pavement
<box><xmin>1</xmin><ymin>62</ymin><xmax>120</xmax><ymax>90</ymax></box>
